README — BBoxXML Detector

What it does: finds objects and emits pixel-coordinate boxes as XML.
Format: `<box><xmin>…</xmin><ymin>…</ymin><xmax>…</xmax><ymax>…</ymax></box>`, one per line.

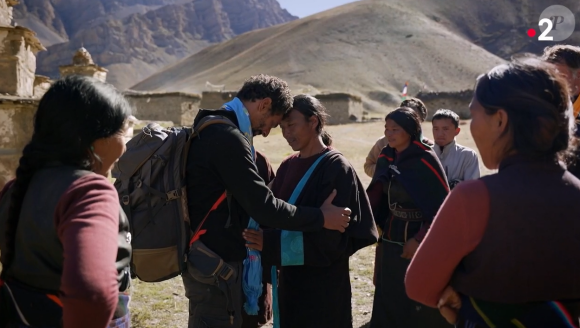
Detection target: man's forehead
<box><xmin>432</xmin><ymin>118</ymin><xmax>455</xmax><ymax>127</ymax></box>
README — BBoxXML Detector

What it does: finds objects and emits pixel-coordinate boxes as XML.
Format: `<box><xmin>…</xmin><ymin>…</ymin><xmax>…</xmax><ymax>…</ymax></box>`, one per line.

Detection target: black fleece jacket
<box><xmin>185</xmin><ymin>109</ymin><xmax>324</xmax><ymax>262</ymax></box>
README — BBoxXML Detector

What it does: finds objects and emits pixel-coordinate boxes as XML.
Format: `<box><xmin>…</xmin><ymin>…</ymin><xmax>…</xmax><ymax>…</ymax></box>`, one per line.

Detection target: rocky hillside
<box><xmin>13</xmin><ymin>0</ymin><xmax>296</xmax><ymax>89</ymax></box>
<box><xmin>131</xmin><ymin>0</ymin><xmax>580</xmax><ymax>111</ymax></box>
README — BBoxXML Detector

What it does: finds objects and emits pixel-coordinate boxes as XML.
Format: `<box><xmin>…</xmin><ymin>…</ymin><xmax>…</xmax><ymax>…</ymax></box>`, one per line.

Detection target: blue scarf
<box><xmin>222</xmin><ymin>97</ymin><xmax>263</xmax><ymax>315</ymax></box>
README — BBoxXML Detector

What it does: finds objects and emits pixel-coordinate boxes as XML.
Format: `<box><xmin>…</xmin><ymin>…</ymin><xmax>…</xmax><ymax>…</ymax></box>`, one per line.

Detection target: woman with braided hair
<box><xmin>406</xmin><ymin>57</ymin><xmax>580</xmax><ymax>327</ymax></box>
<box><xmin>0</xmin><ymin>75</ymin><xmax>132</xmax><ymax>328</ymax></box>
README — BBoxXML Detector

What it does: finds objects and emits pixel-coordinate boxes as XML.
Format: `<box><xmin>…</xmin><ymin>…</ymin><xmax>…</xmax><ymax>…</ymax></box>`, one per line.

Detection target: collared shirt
<box><xmin>434</xmin><ymin>139</ymin><xmax>480</xmax><ymax>185</ymax></box>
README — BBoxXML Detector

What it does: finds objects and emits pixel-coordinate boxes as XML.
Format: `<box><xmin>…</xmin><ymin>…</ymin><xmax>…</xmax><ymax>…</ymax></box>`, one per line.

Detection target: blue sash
<box><xmin>271</xmin><ymin>151</ymin><xmax>329</xmax><ymax>328</ymax></box>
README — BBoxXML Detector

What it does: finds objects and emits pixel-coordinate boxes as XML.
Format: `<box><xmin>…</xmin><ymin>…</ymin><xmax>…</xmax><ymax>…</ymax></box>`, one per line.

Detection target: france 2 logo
<box><xmin>527</xmin><ymin>5</ymin><xmax>575</xmax><ymax>42</ymax></box>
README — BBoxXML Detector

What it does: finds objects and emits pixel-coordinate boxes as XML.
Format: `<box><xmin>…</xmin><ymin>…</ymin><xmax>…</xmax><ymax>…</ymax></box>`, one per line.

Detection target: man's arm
<box><xmin>261</xmin><ymin>159</ymin><xmax>355</xmax><ymax>267</ymax></box>
<box><xmin>364</xmin><ymin>137</ymin><xmax>387</xmax><ymax>178</ymax></box>
<box><xmin>209</xmin><ymin>126</ymin><xmax>324</xmax><ymax>231</ymax></box>
<box><xmin>462</xmin><ymin>150</ymin><xmax>481</xmax><ymax>181</ymax></box>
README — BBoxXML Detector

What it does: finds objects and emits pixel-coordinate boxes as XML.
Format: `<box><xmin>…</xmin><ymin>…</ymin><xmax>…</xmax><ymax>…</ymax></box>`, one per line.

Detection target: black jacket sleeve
<box><xmin>261</xmin><ymin>156</ymin><xmax>353</xmax><ymax>267</ymax></box>
<box><xmin>208</xmin><ymin>125</ymin><xmax>324</xmax><ymax>232</ymax></box>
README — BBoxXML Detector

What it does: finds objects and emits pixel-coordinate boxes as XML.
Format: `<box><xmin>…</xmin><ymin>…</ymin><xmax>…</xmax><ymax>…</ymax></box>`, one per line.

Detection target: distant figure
<box><xmin>364</xmin><ymin>97</ymin><xmax>429</xmax><ymax>178</ymax></box>
<box><xmin>0</xmin><ymin>75</ymin><xmax>132</xmax><ymax>328</ymax></box>
<box><xmin>367</xmin><ymin>107</ymin><xmax>450</xmax><ymax>328</ymax></box>
<box><xmin>432</xmin><ymin>109</ymin><xmax>479</xmax><ymax>189</ymax></box>
<box><xmin>406</xmin><ymin>57</ymin><xmax>580</xmax><ymax>327</ymax></box>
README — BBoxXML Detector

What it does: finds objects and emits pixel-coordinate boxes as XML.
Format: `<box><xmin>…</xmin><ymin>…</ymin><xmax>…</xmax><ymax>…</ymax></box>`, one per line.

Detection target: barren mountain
<box><xmin>131</xmin><ymin>0</ymin><xmax>580</xmax><ymax>110</ymax></box>
<box><xmin>14</xmin><ymin>0</ymin><xmax>296</xmax><ymax>89</ymax></box>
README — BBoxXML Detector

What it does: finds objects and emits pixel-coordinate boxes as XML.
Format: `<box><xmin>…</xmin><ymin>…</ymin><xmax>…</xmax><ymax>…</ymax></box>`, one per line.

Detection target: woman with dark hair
<box><xmin>406</xmin><ymin>57</ymin><xmax>580</xmax><ymax>327</ymax></box>
<box><xmin>243</xmin><ymin>94</ymin><xmax>378</xmax><ymax>328</ymax></box>
<box><xmin>0</xmin><ymin>75</ymin><xmax>133</xmax><ymax>328</ymax></box>
<box><xmin>367</xmin><ymin>107</ymin><xmax>450</xmax><ymax>328</ymax></box>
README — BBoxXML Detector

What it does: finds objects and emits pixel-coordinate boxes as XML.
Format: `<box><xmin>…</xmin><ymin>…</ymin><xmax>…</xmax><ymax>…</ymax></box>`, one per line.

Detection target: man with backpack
<box><xmin>183</xmin><ymin>74</ymin><xmax>351</xmax><ymax>328</ymax></box>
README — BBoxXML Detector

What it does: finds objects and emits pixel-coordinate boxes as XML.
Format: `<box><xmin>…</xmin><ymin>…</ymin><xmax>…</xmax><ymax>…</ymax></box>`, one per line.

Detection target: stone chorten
<box><xmin>59</xmin><ymin>47</ymin><xmax>108</xmax><ymax>82</ymax></box>
<box><xmin>0</xmin><ymin>0</ymin><xmax>46</xmax><ymax>189</ymax></box>
<box><xmin>0</xmin><ymin>0</ymin><xmax>46</xmax><ymax>97</ymax></box>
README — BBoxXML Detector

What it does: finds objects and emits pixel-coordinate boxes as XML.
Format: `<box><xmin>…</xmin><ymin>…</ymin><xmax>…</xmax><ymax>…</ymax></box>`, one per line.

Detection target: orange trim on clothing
<box><xmin>420</xmin><ymin>158</ymin><xmax>449</xmax><ymax>192</ymax></box>
<box><xmin>47</xmin><ymin>294</ymin><xmax>63</xmax><ymax>307</ymax></box>
<box><xmin>413</xmin><ymin>140</ymin><xmax>428</xmax><ymax>150</ymax></box>
<box><xmin>189</xmin><ymin>192</ymin><xmax>227</xmax><ymax>247</ymax></box>
<box><xmin>573</xmin><ymin>97</ymin><xmax>580</xmax><ymax>119</ymax></box>
<box><xmin>379</xmin><ymin>154</ymin><xmax>393</xmax><ymax>161</ymax></box>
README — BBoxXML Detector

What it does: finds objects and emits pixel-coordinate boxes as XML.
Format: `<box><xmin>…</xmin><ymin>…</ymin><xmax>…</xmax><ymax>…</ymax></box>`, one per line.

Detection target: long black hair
<box><xmin>289</xmin><ymin>94</ymin><xmax>333</xmax><ymax>146</ymax></box>
<box><xmin>475</xmin><ymin>56</ymin><xmax>575</xmax><ymax>162</ymax></box>
<box><xmin>1</xmin><ymin>75</ymin><xmax>131</xmax><ymax>277</ymax></box>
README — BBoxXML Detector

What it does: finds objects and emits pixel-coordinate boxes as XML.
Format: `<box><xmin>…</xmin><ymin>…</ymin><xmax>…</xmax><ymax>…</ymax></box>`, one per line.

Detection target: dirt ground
<box><xmin>130</xmin><ymin>120</ymin><xmax>490</xmax><ymax>327</ymax></box>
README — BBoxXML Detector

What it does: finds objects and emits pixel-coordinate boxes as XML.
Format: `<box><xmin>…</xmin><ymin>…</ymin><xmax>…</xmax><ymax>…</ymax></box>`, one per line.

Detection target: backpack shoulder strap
<box><xmin>193</xmin><ymin>115</ymin><xmax>237</xmax><ymax>137</ymax></box>
<box><xmin>181</xmin><ymin>115</ymin><xmax>237</xmax><ymax>179</ymax></box>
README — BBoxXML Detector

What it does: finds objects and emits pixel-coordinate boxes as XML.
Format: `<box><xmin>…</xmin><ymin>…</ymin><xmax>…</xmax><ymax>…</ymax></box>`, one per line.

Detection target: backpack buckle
<box><xmin>166</xmin><ymin>190</ymin><xmax>181</xmax><ymax>201</ymax></box>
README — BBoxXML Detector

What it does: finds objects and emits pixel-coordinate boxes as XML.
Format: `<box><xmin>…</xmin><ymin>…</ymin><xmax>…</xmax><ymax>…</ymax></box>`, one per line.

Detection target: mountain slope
<box><xmin>13</xmin><ymin>0</ymin><xmax>296</xmax><ymax>89</ymax></box>
<box><xmin>131</xmin><ymin>0</ymin><xmax>580</xmax><ymax>109</ymax></box>
<box><xmin>130</xmin><ymin>0</ymin><xmax>503</xmax><ymax>108</ymax></box>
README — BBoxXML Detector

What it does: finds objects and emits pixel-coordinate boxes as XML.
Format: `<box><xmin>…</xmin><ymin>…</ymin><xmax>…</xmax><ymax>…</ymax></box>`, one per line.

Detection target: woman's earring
<box><xmin>90</xmin><ymin>145</ymin><xmax>94</xmax><ymax>151</ymax></box>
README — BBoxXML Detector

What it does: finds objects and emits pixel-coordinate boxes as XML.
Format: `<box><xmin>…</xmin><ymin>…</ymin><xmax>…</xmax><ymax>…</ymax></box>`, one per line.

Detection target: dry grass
<box><xmin>129</xmin><ymin>120</ymin><xmax>490</xmax><ymax>327</ymax></box>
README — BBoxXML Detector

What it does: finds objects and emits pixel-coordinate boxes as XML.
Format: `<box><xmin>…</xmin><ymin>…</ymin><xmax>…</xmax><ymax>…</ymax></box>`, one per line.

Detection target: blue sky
<box><xmin>277</xmin><ymin>0</ymin><xmax>358</xmax><ymax>18</ymax></box>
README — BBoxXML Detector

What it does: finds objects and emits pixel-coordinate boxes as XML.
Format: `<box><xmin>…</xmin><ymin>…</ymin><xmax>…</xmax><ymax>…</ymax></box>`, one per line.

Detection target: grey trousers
<box><xmin>182</xmin><ymin>262</ymin><xmax>243</xmax><ymax>328</ymax></box>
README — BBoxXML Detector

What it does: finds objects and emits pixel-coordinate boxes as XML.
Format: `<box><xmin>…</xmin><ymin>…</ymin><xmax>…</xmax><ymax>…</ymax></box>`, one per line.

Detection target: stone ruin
<box><xmin>124</xmin><ymin>90</ymin><xmax>201</xmax><ymax>127</ymax></box>
<box><xmin>415</xmin><ymin>89</ymin><xmax>474</xmax><ymax>120</ymax></box>
<box><xmin>0</xmin><ymin>0</ymin><xmax>45</xmax><ymax>189</ymax></box>
<box><xmin>59</xmin><ymin>46</ymin><xmax>108</xmax><ymax>82</ymax></box>
<box><xmin>314</xmin><ymin>93</ymin><xmax>364</xmax><ymax>125</ymax></box>
<box><xmin>0</xmin><ymin>0</ymin><xmax>132</xmax><ymax>188</ymax></box>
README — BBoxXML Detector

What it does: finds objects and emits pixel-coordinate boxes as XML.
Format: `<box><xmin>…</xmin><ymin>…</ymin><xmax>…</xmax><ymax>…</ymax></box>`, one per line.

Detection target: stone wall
<box><xmin>415</xmin><ymin>90</ymin><xmax>474</xmax><ymax>120</ymax></box>
<box><xmin>124</xmin><ymin>91</ymin><xmax>202</xmax><ymax>126</ymax></box>
<box><xmin>0</xmin><ymin>97</ymin><xmax>37</xmax><ymax>189</ymax></box>
<box><xmin>199</xmin><ymin>91</ymin><xmax>236</xmax><ymax>109</ymax></box>
<box><xmin>315</xmin><ymin>93</ymin><xmax>364</xmax><ymax>125</ymax></box>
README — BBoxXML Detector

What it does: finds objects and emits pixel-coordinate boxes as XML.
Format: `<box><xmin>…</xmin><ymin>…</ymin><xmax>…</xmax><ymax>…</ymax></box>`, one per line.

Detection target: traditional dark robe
<box><xmin>261</xmin><ymin>148</ymin><xmax>378</xmax><ymax>328</ymax></box>
<box><xmin>367</xmin><ymin>140</ymin><xmax>451</xmax><ymax>328</ymax></box>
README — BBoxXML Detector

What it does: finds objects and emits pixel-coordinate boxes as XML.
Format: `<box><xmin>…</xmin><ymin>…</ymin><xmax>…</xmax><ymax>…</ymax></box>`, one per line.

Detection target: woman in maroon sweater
<box><xmin>0</xmin><ymin>75</ymin><xmax>132</xmax><ymax>328</ymax></box>
<box><xmin>406</xmin><ymin>57</ymin><xmax>580</xmax><ymax>327</ymax></box>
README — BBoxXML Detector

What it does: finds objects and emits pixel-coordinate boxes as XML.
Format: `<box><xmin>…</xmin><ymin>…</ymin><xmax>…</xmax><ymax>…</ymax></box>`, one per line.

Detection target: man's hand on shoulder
<box><xmin>320</xmin><ymin>189</ymin><xmax>351</xmax><ymax>233</ymax></box>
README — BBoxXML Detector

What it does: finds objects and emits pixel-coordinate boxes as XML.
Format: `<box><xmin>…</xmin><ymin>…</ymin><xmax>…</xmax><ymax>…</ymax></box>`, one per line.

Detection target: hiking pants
<box><xmin>182</xmin><ymin>262</ymin><xmax>243</xmax><ymax>328</ymax></box>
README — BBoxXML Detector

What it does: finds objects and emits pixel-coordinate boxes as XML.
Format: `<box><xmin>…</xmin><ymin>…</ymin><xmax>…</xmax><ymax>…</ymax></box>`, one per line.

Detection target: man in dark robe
<box><xmin>243</xmin><ymin>95</ymin><xmax>378</xmax><ymax>328</ymax></box>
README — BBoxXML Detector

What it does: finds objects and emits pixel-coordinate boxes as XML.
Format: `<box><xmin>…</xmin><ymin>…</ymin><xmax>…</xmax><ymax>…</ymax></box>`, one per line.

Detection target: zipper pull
<box><xmin>229</xmin><ymin>312</ymin><xmax>234</xmax><ymax>325</ymax></box>
<box><xmin>389</xmin><ymin>165</ymin><xmax>400</xmax><ymax>174</ymax></box>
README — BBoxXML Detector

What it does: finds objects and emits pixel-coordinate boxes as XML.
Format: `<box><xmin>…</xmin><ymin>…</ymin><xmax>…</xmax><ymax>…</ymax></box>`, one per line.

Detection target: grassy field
<box><xmin>129</xmin><ymin>120</ymin><xmax>491</xmax><ymax>327</ymax></box>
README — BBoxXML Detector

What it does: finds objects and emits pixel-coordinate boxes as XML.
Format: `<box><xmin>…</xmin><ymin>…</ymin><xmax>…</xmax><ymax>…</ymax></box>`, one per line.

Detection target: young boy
<box><xmin>432</xmin><ymin>109</ymin><xmax>480</xmax><ymax>189</ymax></box>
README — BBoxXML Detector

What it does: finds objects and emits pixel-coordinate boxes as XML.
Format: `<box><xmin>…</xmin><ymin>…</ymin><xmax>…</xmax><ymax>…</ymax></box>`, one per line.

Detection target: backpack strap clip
<box><xmin>166</xmin><ymin>189</ymin><xmax>181</xmax><ymax>201</ymax></box>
